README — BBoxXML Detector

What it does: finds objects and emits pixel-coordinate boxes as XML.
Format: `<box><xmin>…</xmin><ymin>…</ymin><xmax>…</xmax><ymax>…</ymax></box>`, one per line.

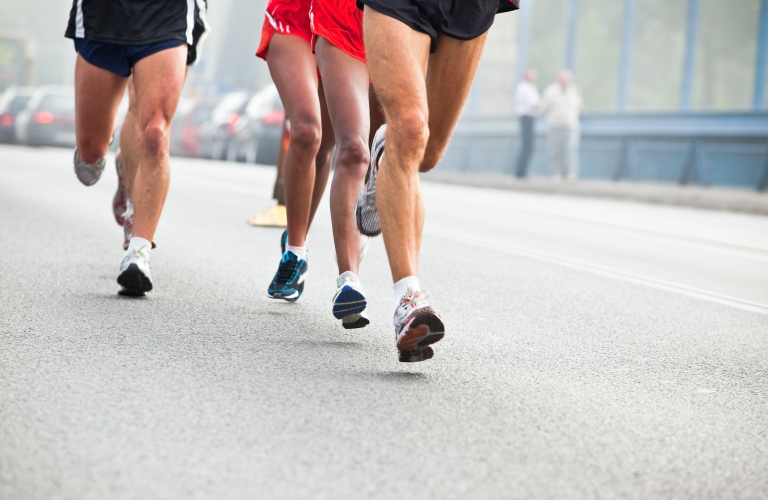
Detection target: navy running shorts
<box><xmin>74</xmin><ymin>38</ymin><xmax>186</xmax><ymax>77</ymax></box>
<box><xmin>357</xmin><ymin>0</ymin><xmax>518</xmax><ymax>53</ymax></box>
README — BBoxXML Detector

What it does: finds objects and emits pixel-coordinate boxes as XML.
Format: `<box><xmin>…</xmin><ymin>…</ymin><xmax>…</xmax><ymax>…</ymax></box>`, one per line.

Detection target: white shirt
<box><xmin>513</xmin><ymin>80</ymin><xmax>540</xmax><ymax>117</ymax></box>
<box><xmin>540</xmin><ymin>83</ymin><xmax>582</xmax><ymax>129</ymax></box>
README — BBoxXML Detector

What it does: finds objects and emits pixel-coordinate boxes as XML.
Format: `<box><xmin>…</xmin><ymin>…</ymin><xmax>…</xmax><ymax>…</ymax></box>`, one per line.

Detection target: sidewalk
<box><xmin>423</xmin><ymin>173</ymin><xmax>768</xmax><ymax>215</ymax></box>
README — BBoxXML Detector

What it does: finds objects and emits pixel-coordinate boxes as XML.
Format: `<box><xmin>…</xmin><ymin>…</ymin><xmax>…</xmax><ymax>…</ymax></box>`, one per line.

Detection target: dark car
<box><xmin>16</xmin><ymin>86</ymin><xmax>76</xmax><ymax>148</ymax></box>
<box><xmin>170</xmin><ymin>98</ymin><xmax>217</xmax><ymax>158</ymax></box>
<box><xmin>232</xmin><ymin>84</ymin><xmax>285</xmax><ymax>165</ymax></box>
<box><xmin>199</xmin><ymin>91</ymin><xmax>253</xmax><ymax>161</ymax></box>
<box><xmin>0</xmin><ymin>86</ymin><xmax>35</xmax><ymax>143</ymax></box>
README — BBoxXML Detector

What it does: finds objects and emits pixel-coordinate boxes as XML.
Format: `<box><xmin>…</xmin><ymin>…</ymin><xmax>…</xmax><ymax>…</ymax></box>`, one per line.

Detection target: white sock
<box><xmin>286</xmin><ymin>244</ymin><xmax>307</xmax><ymax>260</ymax></box>
<box><xmin>393</xmin><ymin>276</ymin><xmax>420</xmax><ymax>311</ymax></box>
<box><xmin>127</xmin><ymin>236</ymin><xmax>152</xmax><ymax>255</ymax></box>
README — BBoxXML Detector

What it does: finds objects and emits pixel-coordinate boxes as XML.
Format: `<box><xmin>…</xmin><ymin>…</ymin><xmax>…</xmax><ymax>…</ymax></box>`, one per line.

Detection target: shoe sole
<box><xmin>399</xmin><ymin>346</ymin><xmax>434</xmax><ymax>363</ymax></box>
<box><xmin>332</xmin><ymin>286</ymin><xmax>367</xmax><ymax>319</ymax></box>
<box><xmin>117</xmin><ymin>263</ymin><xmax>153</xmax><ymax>293</ymax></box>
<box><xmin>396</xmin><ymin>307</ymin><xmax>445</xmax><ymax>350</ymax></box>
<box><xmin>355</xmin><ymin>204</ymin><xmax>381</xmax><ymax>237</ymax></box>
<box><xmin>342</xmin><ymin>313</ymin><xmax>370</xmax><ymax>330</ymax></box>
<box><xmin>267</xmin><ymin>290</ymin><xmax>301</xmax><ymax>301</ymax></box>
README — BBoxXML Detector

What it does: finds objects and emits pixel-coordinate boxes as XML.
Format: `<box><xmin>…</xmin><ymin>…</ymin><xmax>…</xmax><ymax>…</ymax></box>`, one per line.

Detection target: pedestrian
<box><xmin>355</xmin><ymin>0</ymin><xmax>519</xmax><ymax>362</ymax></box>
<box><xmin>66</xmin><ymin>0</ymin><xmax>209</xmax><ymax>296</ymax></box>
<box><xmin>513</xmin><ymin>67</ymin><xmax>539</xmax><ymax>178</ymax></box>
<box><xmin>257</xmin><ymin>0</ymin><xmax>377</xmax><ymax>331</ymax></box>
<box><xmin>540</xmin><ymin>69</ymin><xmax>582</xmax><ymax>182</ymax></box>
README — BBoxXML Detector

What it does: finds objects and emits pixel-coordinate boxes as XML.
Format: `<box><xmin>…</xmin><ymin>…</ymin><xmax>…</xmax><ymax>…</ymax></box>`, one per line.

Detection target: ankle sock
<box><xmin>128</xmin><ymin>237</ymin><xmax>152</xmax><ymax>255</ymax></box>
<box><xmin>286</xmin><ymin>245</ymin><xmax>307</xmax><ymax>260</ymax></box>
<box><xmin>393</xmin><ymin>275</ymin><xmax>420</xmax><ymax>311</ymax></box>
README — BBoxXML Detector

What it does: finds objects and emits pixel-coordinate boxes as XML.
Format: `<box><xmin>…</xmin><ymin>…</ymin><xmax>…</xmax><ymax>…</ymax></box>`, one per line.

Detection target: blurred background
<box><xmin>0</xmin><ymin>0</ymin><xmax>766</xmax><ymax>191</ymax></box>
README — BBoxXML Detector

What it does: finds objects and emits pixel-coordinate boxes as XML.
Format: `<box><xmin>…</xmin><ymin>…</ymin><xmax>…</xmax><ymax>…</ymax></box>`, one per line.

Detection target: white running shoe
<box><xmin>332</xmin><ymin>271</ymin><xmax>369</xmax><ymax>329</ymax></box>
<box><xmin>393</xmin><ymin>288</ymin><xmax>445</xmax><ymax>351</ymax></box>
<box><xmin>74</xmin><ymin>148</ymin><xmax>106</xmax><ymax>186</ymax></box>
<box><xmin>355</xmin><ymin>124</ymin><xmax>385</xmax><ymax>237</ymax></box>
<box><xmin>117</xmin><ymin>243</ymin><xmax>153</xmax><ymax>295</ymax></box>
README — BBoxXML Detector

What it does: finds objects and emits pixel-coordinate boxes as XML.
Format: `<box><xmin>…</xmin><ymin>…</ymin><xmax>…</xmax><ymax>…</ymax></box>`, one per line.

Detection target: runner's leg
<box><xmin>129</xmin><ymin>44</ymin><xmax>187</xmax><ymax>242</ymax></box>
<box><xmin>314</xmin><ymin>37</ymin><xmax>370</xmax><ymax>275</ymax></box>
<box><xmin>362</xmin><ymin>8</ymin><xmax>430</xmax><ymax>282</ymax></box>
<box><xmin>267</xmin><ymin>34</ymin><xmax>322</xmax><ymax>248</ymax></box>
<box><xmin>75</xmin><ymin>55</ymin><xmax>128</xmax><ymax>164</ymax></box>
<box><xmin>307</xmin><ymin>81</ymin><xmax>335</xmax><ymax>233</ymax></box>
<box><xmin>120</xmin><ymin>78</ymin><xmax>139</xmax><ymax>198</ymax></box>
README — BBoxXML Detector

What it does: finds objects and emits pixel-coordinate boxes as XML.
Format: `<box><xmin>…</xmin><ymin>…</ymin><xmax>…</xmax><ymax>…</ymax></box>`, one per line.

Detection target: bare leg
<box><xmin>307</xmin><ymin>81</ymin><xmax>335</xmax><ymax>233</ymax></box>
<box><xmin>315</xmin><ymin>37</ymin><xmax>370</xmax><ymax>275</ymax></box>
<box><xmin>369</xmin><ymin>84</ymin><xmax>386</xmax><ymax>149</ymax></box>
<box><xmin>74</xmin><ymin>55</ymin><xmax>128</xmax><ymax>163</ymax></box>
<box><xmin>364</xmin><ymin>8</ymin><xmax>488</xmax><ymax>282</ymax></box>
<box><xmin>129</xmin><ymin>45</ymin><xmax>187</xmax><ymax>241</ymax></box>
<box><xmin>120</xmin><ymin>78</ymin><xmax>140</xmax><ymax>198</ymax></box>
<box><xmin>267</xmin><ymin>34</ymin><xmax>322</xmax><ymax>248</ymax></box>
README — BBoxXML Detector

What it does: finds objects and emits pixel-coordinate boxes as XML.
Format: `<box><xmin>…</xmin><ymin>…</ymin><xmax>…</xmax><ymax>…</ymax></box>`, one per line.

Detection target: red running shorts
<box><xmin>256</xmin><ymin>0</ymin><xmax>313</xmax><ymax>60</ymax></box>
<box><xmin>310</xmin><ymin>0</ymin><xmax>366</xmax><ymax>64</ymax></box>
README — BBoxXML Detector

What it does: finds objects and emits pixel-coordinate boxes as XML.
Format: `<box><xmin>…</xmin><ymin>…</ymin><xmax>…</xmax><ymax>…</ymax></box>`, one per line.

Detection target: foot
<box><xmin>122</xmin><ymin>201</ymin><xmax>134</xmax><ymax>250</ymax></box>
<box><xmin>113</xmin><ymin>153</ymin><xmax>127</xmax><ymax>226</ymax></box>
<box><xmin>267</xmin><ymin>251</ymin><xmax>308</xmax><ymax>301</ymax></box>
<box><xmin>394</xmin><ymin>288</ymin><xmax>445</xmax><ymax>351</ymax></box>
<box><xmin>398</xmin><ymin>346</ymin><xmax>435</xmax><ymax>363</ymax></box>
<box><xmin>355</xmin><ymin>124</ymin><xmax>385</xmax><ymax>237</ymax></box>
<box><xmin>74</xmin><ymin>148</ymin><xmax>106</xmax><ymax>186</ymax></box>
<box><xmin>332</xmin><ymin>271</ymin><xmax>369</xmax><ymax>329</ymax></box>
<box><xmin>117</xmin><ymin>244</ymin><xmax>153</xmax><ymax>295</ymax></box>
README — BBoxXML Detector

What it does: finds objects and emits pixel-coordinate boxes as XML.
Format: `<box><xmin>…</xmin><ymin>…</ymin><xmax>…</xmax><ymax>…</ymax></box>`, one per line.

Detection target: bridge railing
<box><xmin>439</xmin><ymin>112</ymin><xmax>768</xmax><ymax>191</ymax></box>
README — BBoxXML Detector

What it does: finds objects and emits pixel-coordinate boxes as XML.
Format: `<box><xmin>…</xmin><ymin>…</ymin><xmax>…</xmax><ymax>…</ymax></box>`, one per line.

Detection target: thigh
<box><xmin>315</xmin><ymin>38</ymin><xmax>370</xmax><ymax>147</ymax></box>
<box><xmin>363</xmin><ymin>8</ymin><xmax>430</xmax><ymax>123</ymax></box>
<box><xmin>75</xmin><ymin>54</ymin><xmax>128</xmax><ymax>146</ymax></box>
<box><xmin>266</xmin><ymin>34</ymin><xmax>321</xmax><ymax>127</ymax></box>
<box><xmin>131</xmin><ymin>45</ymin><xmax>187</xmax><ymax>129</ymax></box>
<box><xmin>422</xmin><ymin>31</ymin><xmax>488</xmax><ymax>168</ymax></box>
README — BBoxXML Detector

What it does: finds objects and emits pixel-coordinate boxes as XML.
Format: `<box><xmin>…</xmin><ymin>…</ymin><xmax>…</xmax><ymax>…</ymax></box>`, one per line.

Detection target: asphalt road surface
<box><xmin>1</xmin><ymin>145</ymin><xmax>767</xmax><ymax>499</ymax></box>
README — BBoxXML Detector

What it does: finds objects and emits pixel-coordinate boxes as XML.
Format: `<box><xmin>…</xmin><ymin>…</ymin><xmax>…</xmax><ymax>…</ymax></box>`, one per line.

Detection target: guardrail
<box><xmin>439</xmin><ymin>112</ymin><xmax>768</xmax><ymax>191</ymax></box>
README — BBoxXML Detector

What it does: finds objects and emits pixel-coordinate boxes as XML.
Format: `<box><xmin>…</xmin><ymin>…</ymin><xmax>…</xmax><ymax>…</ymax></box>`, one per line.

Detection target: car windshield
<box><xmin>192</xmin><ymin>105</ymin><xmax>215</xmax><ymax>124</ymax></box>
<box><xmin>245</xmin><ymin>87</ymin><xmax>279</xmax><ymax>118</ymax></box>
<box><xmin>38</xmin><ymin>94</ymin><xmax>75</xmax><ymax>115</ymax></box>
<box><xmin>9</xmin><ymin>95</ymin><xmax>31</xmax><ymax>112</ymax></box>
<box><xmin>211</xmin><ymin>93</ymin><xmax>250</xmax><ymax>122</ymax></box>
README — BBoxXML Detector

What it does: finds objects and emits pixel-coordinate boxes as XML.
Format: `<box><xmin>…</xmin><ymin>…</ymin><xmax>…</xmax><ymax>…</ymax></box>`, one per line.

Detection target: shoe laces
<box><xmin>276</xmin><ymin>253</ymin><xmax>300</xmax><ymax>282</ymax></box>
<box><xmin>395</xmin><ymin>289</ymin><xmax>429</xmax><ymax>323</ymax></box>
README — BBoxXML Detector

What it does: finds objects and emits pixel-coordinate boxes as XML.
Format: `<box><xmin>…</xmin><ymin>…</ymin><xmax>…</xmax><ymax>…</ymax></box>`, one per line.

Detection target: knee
<box><xmin>289</xmin><ymin>117</ymin><xmax>322</xmax><ymax>156</ymax></box>
<box><xmin>388</xmin><ymin>110</ymin><xmax>429</xmax><ymax>161</ymax></box>
<box><xmin>419</xmin><ymin>147</ymin><xmax>442</xmax><ymax>173</ymax></box>
<box><xmin>335</xmin><ymin>137</ymin><xmax>369</xmax><ymax>171</ymax></box>
<box><xmin>142</xmin><ymin>121</ymin><xmax>169</xmax><ymax>161</ymax></box>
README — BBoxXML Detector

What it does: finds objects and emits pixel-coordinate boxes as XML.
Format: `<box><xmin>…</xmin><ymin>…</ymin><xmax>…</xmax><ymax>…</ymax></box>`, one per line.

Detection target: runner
<box><xmin>257</xmin><ymin>0</ymin><xmax>377</xmax><ymax>334</ymax></box>
<box><xmin>66</xmin><ymin>0</ymin><xmax>207</xmax><ymax>295</ymax></box>
<box><xmin>355</xmin><ymin>0</ymin><xmax>519</xmax><ymax>360</ymax></box>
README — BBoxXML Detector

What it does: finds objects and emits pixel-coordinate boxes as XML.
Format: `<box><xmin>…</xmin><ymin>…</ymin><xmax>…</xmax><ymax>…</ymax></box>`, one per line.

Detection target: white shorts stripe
<box><xmin>185</xmin><ymin>0</ymin><xmax>195</xmax><ymax>44</ymax></box>
<box><xmin>75</xmin><ymin>0</ymin><xmax>85</xmax><ymax>38</ymax></box>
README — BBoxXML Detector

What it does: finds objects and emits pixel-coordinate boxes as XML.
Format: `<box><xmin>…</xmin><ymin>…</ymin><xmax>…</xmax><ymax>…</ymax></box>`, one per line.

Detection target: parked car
<box><xmin>198</xmin><ymin>91</ymin><xmax>253</xmax><ymax>161</ymax></box>
<box><xmin>232</xmin><ymin>84</ymin><xmax>285</xmax><ymax>165</ymax></box>
<box><xmin>0</xmin><ymin>86</ymin><xmax>35</xmax><ymax>143</ymax></box>
<box><xmin>16</xmin><ymin>86</ymin><xmax>76</xmax><ymax>148</ymax></box>
<box><xmin>170</xmin><ymin>98</ymin><xmax>217</xmax><ymax>157</ymax></box>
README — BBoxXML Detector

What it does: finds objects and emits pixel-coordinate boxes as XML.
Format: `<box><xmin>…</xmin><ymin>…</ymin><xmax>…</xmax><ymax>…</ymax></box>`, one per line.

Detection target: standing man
<box><xmin>66</xmin><ymin>0</ymin><xmax>203</xmax><ymax>295</ymax></box>
<box><xmin>355</xmin><ymin>0</ymin><xmax>519</xmax><ymax>361</ymax></box>
<box><xmin>513</xmin><ymin>67</ymin><xmax>539</xmax><ymax>178</ymax></box>
<box><xmin>540</xmin><ymin>69</ymin><xmax>582</xmax><ymax>182</ymax></box>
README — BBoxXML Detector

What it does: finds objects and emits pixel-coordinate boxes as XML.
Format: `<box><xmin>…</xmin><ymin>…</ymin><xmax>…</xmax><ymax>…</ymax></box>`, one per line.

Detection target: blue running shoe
<box><xmin>267</xmin><ymin>251</ymin><xmax>307</xmax><ymax>301</ymax></box>
<box><xmin>331</xmin><ymin>271</ymin><xmax>368</xmax><ymax>329</ymax></box>
<box><xmin>280</xmin><ymin>229</ymin><xmax>288</xmax><ymax>255</ymax></box>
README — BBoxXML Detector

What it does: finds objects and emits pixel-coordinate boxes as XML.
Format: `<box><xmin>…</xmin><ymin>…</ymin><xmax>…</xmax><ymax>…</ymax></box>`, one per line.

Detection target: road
<box><xmin>1</xmin><ymin>145</ymin><xmax>767</xmax><ymax>499</ymax></box>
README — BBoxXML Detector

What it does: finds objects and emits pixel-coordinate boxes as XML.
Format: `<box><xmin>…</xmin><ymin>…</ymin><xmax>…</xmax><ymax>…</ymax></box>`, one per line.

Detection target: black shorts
<box><xmin>357</xmin><ymin>0</ymin><xmax>518</xmax><ymax>53</ymax></box>
<box><xmin>75</xmin><ymin>38</ymin><xmax>186</xmax><ymax>78</ymax></box>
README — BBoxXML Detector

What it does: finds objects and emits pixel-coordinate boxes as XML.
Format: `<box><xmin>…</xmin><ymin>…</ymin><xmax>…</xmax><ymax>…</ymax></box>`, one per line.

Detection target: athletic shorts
<box><xmin>74</xmin><ymin>38</ymin><xmax>186</xmax><ymax>77</ymax></box>
<box><xmin>310</xmin><ymin>0</ymin><xmax>366</xmax><ymax>64</ymax></box>
<box><xmin>357</xmin><ymin>0</ymin><xmax>518</xmax><ymax>53</ymax></box>
<box><xmin>256</xmin><ymin>0</ymin><xmax>313</xmax><ymax>60</ymax></box>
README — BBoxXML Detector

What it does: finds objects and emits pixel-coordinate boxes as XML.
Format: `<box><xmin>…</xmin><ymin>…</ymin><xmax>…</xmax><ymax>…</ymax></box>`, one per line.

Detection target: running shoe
<box><xmin>399</xmin><ymin>346</ymin><xmax>435</xmax><ymax>363</ymax></box>
<box><xmin>117</xmin><ymin>243</ymin><xmax>153</xmax><ymax>296</ymax></box>
<box><xmin>267</xmin><ymin>251</ymin><xmax>307</xmax><ymax>301</ymax></box>
<box><xmin>113</xmin><ymin>153</ymin><xmax>127</xmax><ymax>226</ymax></box>
<box><xmin>332</xmin><ymin>271</ymin><xmax>368</xmax><ymax>329</ymax></box>
<box><xmin>355</xmin><ymin>124</ymin><xmax>385</xmax><ymax>237</ymax></box>
<box><xmin>280</xmin><ymin>229</ymin><xmax>288</xmax><ymax>255</ymax></box>
<box><xmin>122</xmin><ymin>200</ymin><xmax>134</xmax><ymax>250</ymax></box>
<box><xmin>74</xmin><ymin>148</ymin><xmax>106</xmax><ymax>186</ymax></box>
<box><xmin>393</xmin><ymin>288</ymin><xmax>445</xmax><ymax>351</ymax></box>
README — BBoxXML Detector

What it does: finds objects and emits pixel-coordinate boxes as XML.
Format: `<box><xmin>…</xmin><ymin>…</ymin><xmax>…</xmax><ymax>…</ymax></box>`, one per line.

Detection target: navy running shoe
<box><xmin>267</xmin><ymin>251</ymin><xmax>307</xmax><ymax>301</ymax></box>
<box><xmin>332</xmin><ymin>271</ymin><xmax>369</xmax><ymax>329</ymax></box>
